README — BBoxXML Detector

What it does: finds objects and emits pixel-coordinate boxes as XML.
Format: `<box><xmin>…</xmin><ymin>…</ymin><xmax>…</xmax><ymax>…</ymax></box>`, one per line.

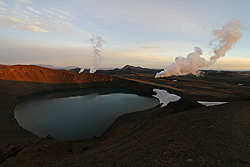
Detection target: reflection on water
<box><xmin>14</xmin><ymin>88</ymin><xmax>159</xmax><ymax>141</ymax></box>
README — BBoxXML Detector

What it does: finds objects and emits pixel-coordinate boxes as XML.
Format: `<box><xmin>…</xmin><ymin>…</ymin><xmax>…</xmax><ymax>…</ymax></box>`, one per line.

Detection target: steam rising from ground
<box><xmin>210</xmin><ymin>18</ymin><xmax>243</xmax><ymax>62</ymax></box>
<box><xmin>79</xmin><ymin>68</ymin><xmax>84</xmax><ymax>73</ymax></box>
<box><xmin>155</xmin><ymin>18</ymin><xmax>243</xmax><ymax>78</ymax></box>
<box><xmin>90</xmin><ymin>35</ymin><xmax>105</xmax><ymax>73</ymax></box>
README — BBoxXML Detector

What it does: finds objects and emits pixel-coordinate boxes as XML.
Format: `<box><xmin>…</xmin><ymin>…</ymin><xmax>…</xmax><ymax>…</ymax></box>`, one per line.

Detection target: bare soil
<box><xmin>1</xmin><ymin>65</ymin><xmax>250</xmax><ymax>167</ymax></box>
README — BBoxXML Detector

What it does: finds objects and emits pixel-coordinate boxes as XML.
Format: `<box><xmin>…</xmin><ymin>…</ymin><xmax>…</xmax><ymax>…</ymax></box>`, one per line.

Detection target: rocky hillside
<box><xmin>0</xmin><ymin>65</ymin><xmax>158</xmax><ymax>96</ymax></box>
<box><xmin>95</xmin><ymin>65</ymin><xmax>161</xmax><ymax>76</ymax></box>
<box><xmin>0</xmin><ymin>65</ymin><xmax>115</xmax><ymax>84</ymax></box>
<box><xmin>0</xmin><ymin>65</ymin><xmax>250</xmax><ymax>166</ymax></box>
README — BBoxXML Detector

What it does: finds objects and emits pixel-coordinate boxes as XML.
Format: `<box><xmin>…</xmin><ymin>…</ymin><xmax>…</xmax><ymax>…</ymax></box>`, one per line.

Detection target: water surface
<box><xmin>14</xmin><ymin>88</ymin><xmax>159</xmax><ymax>141</ymax></box>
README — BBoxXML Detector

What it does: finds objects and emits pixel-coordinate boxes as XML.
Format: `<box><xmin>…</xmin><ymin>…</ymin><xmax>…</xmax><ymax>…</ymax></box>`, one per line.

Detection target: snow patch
<box><xmin>152</xmin><ymin>89</ymin><xmax>181</xmax><ymax>107</ymax></box>
<box><xmin>197</xmin><ymin>101</ymin><xmax>228</xmax><ymax>107</ymax></box>
<box><xmin>238</xmin><ymin>84</ymin><xmax>243</xmax><ymax>86</ymax></box>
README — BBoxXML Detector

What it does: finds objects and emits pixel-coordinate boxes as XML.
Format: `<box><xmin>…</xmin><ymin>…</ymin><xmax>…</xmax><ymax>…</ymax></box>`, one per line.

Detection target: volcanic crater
<box><xmin>1</xmin><ymin>65</ymin><xmax>250</xmax><ymax>166</ymax></box>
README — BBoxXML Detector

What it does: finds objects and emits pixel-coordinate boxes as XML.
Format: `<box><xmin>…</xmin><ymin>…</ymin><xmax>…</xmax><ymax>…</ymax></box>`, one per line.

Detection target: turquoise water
<box><xmin>14</xmin><ymin>88</ymin><xmax>159</xmax><ymax>141</ymax></box>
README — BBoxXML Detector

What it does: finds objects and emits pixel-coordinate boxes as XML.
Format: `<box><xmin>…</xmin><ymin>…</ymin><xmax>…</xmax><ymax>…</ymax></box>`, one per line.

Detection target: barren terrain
<box><xmin>1</xmin><ymin>65</ymin><xmax>250</xmax><ymax>166</ymax></box>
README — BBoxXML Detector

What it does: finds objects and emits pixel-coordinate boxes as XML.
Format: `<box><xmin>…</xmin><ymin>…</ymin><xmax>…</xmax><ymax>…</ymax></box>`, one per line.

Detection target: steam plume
<box><xmin>79</xmin><ymin>68</ymin><xmax>84</xmax><ymax>73</ymax></box>
<box><xmin>90</xmin><ymin>35</ymin><xmax>105</xmax><ymax>73</ymax></box>
<box><xmin>210</xmin><ymin>18</ymin><xmax>243</xmax><ymax>62</ymax></box>
<box><xmin>155</xmin><ymin>18</ymin><xmax>243</xmax><ymax>78</ymax></box>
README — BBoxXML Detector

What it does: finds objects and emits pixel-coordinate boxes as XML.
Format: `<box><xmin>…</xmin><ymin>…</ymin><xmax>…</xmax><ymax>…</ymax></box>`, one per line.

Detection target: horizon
<box><xmin>2</xmin><ymin>63</ymin><xmax>250</xmax><ymax>72</ymax></box>
<box><xmin>0</xmin><ymin>0</ymin><xmax>250</xmax><ymax>71</ymax></box>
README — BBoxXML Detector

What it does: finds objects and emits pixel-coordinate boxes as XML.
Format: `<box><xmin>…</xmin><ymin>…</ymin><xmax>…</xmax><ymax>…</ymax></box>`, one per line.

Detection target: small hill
<box><xmin>121</xmin><ymin>65</ymin><xmax>150</xmax><ymax>71</ymax></box>
<box><xmin>95</xmin><ymin>65</ymin><xmax>162</xmax><ymax>76</ymax></box>
<box><xmin>0</xmin><ymin>65</ymin><xmax>115</xmax><ymax>84</ymax></box>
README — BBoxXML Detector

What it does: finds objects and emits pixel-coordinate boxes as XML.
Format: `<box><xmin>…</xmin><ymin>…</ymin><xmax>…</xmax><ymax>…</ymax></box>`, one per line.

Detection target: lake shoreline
<box><xmin>1</xmin><ymin>65</ymin><xmax>250</xmax><ymax>166</ymax></box>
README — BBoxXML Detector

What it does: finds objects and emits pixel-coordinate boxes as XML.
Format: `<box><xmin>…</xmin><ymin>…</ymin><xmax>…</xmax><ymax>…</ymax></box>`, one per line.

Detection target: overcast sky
<box><xmin>0</xmin><ymin>0</ymin><xmax>249</xmax><ymax>70</ymax></box>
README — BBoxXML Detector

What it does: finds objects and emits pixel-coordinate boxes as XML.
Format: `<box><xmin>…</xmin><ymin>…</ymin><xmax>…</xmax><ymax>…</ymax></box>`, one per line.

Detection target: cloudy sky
<box><xmin>0</xmin><ymin>0</ymin><xmax>249</xmax><ymax>70</ymax></box>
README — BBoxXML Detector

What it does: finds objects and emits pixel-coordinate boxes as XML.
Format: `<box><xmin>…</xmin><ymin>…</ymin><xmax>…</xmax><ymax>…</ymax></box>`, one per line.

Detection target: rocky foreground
<box><xmin>0</xmin><ymin>65</ymin><xmax>250</xmax><ymax>166</ymax></box>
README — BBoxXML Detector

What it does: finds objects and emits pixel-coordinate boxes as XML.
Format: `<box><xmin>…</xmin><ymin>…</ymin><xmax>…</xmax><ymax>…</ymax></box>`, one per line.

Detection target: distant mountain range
<box><xmin>31</xmin><ymin>64</ymin><xmax>56</xmax><ymax>69</ymax></box>
<box><xmin>32</xmin><ymin>64</ymin><xmax>81</xmax><ymax>71</ymax></box>
<box><xmin>120</xmin><ymin>65</ymin><xmax>152</xmax><ymax>72</ymax></box>
<box><xmin>95</xmin><ymin>65</ymin><xmax>162</xmax><ymax>76</ymax></box>
<box><xmin>30</xmin><ymin>64</ymin><xmax>162</xmax><ymax>75</ymax></box>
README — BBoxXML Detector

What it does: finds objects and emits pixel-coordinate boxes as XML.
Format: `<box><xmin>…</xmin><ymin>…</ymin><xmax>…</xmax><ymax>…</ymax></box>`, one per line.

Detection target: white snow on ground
<box><xmin>172</xmin><ymin>80</ymin><xmax>178</xmax><ymax>82</ymax></box>
<box><xmin>197</xmin><ymin>101</ymin><xmax>228</xmax><ymax>107</ymax></box>
<box><xmin>238</xmin><ymin>84</ymin><xmax>244</xmax><ymax>86</ymax></box>
<box><xmin>152</xmin><ymin>89</ymin><xmax>181</xmax><ymax>107</ymax></box>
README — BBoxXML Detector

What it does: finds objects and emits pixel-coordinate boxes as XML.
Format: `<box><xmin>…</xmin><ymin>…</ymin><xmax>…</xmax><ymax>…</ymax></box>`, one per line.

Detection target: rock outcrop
<box><xmin>1</xmin><ymin>65</ymin><xmax>250</xmax><ymax>166</ymax></box>
<box><xmin>0</xmin><ymin>65</ymin><xmax>156</xmax><ymax>96</ymax></box>
<box><xmin>0</xmin><ymin>65</ymin><xmax>115</xmax><ymax>84</ymax></box>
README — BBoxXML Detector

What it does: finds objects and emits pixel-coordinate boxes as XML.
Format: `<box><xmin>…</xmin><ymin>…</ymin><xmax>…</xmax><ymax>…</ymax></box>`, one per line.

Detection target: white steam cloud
<box><xmin>90</xmin><ymin>35</ymin><xmax>105</xmax><ymax>73</ymax></box>
<box><xmin>79</xmin><ymin>68</ymin><xmax>84</xmax><ymax>73</ymax></box>
<box><xmin>210</xmin><ymin>18</ymin><xmax>243</xmax><ymax>62</ymax></box>
<box><xmin>155</xmin><ymin>18</ymin><xmax>243</xmax><ymax>78</ymax></box>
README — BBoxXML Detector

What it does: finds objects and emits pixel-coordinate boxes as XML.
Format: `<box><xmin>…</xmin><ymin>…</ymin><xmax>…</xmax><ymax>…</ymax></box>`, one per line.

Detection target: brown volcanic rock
<box><xmin>0</xmin><ymin>65</ymin><xmax>158</xmax><ymax>150</ymax></box>
<box><xmin>0</xmin><ymin>65</ymin><xmax>158</xmax><ymax>96</ymax></box>
<box><xmin>0</xmin><ymin>65</ymin><xmax>115</xmax><ymax>84</ymax></box>
<box><xmin>1</xmin><ymin>65</ymin><xmax>250</xmax><ymax>166</ymax></box>
<box><xmin>0</xmin><ymin>65</ymin><xmax>119</xmax><ymax>96</ymax></box>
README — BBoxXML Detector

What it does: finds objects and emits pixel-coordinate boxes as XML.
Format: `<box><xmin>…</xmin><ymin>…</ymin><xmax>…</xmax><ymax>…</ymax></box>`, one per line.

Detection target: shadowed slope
<box><xmin>0</xmin><ymin>65</ymin><xmax>156</xmax><ymax>96</ymax></box>
<box><xmin>1</xmin><ymin>65</ymin><xmax>250</xmax><ymax>166</ymax></box>
<box><xmin>0</xmin><ymin>65</ymin><xmax>115</xmax><ymax>84</ymax></box>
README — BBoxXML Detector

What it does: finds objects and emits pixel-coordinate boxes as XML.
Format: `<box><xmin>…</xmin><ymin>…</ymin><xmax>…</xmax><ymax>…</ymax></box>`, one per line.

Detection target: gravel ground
<box><xmin>1</xmin><ymin>66</ymin><xmax>250</xmax><ymax>167</ymax></box>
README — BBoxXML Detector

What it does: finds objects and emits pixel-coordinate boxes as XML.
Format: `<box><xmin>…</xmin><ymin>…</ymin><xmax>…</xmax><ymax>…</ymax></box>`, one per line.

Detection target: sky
<box><xmin>0</xmin><ymin>0</ymin><xmax>250</xmax><ymax>70</ymax></box>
